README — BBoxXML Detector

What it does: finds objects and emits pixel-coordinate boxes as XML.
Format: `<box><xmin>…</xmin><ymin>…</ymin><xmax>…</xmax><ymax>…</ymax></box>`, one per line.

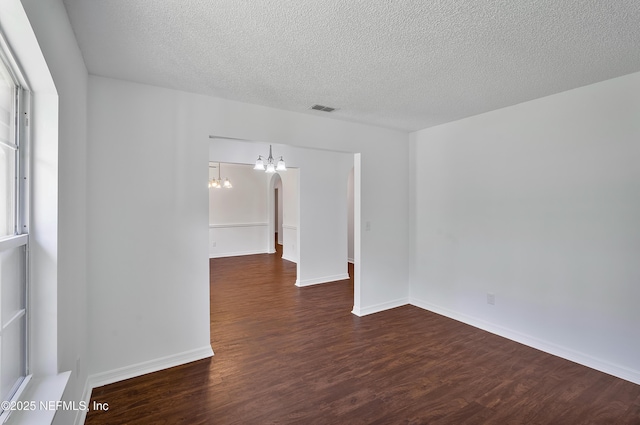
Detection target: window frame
<box><xmin>0</xmin><ymin>25</ymin><xmax>31</xmax><ymax>415</ymax></box>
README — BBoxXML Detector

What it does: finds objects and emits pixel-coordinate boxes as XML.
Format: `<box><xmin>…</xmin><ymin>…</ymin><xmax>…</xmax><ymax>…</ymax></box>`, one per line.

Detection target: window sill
<box><xmin>3</xmin><ymin>371</ymin><xmax>71</xmax><ymax>425</ymax></box>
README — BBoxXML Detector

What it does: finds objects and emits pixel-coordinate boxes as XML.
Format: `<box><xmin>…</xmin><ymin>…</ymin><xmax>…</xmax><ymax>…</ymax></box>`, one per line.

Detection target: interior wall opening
<box><xmin>208</xmin><ymin>138</ymin><xmax>360</xmax><ymax>311</ymax></box>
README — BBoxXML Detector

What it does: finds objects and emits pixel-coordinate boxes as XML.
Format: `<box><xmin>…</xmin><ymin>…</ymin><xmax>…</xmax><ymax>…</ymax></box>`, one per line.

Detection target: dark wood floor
<box><xmin>87</xmin><ymin>248</ymin><xmax>640</xmax><ymax>424</ymax></box>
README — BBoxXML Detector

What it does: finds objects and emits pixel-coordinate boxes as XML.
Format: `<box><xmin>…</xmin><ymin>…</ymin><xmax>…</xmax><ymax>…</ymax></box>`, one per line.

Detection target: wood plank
<box><xmin>86</xmin><ymin>250</ymin><xmax>640</xmax><ymax>424</ymax></box>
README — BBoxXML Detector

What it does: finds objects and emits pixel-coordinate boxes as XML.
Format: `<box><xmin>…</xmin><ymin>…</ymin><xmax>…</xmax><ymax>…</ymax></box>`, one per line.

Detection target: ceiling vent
<box><xmin>310</xmin><ymin>104</ymin><xmax>337</xmax><ymax>112</ymax></box>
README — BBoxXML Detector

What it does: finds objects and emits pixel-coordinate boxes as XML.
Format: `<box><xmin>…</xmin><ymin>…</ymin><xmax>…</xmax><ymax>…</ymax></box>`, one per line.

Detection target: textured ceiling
<box><xmin>63</xmin><ymin>0</ymin><xmax>640</xmax><ymax>132</ymax></box>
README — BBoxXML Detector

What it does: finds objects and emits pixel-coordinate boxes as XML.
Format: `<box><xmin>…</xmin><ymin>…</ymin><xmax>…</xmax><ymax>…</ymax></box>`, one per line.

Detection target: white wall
<box><xmin>410</xmin><ymin>71</ymin><xmax>640</xmax><ymax>384</ymax></box>
<box><xmin>5</xmin><ymin>0</ymin><xmax>90</xmax><ymax>424</ymax></box>
<box><xmin>209</xmin><ymin>224</ymin><xmax>269</xmax><ymax>258</ymax></box>
<box><xmin>207</xmin><ymin>156</ymin><xmax>297</xmax><ymax>260</ymax></box>
<box><xmin>201</xmin><ymin>100</ymin><xmax>409</xmax><ymax>314</ymax></box>
<box><xmin>279</xmin><ymin>168</ymin><xmax>299</xmax><ymax>263</ymax></box>
<box><xmin>209</xmin><ymin>163</ymin><xmax>270</xmax><ymax>258</ymax></box>
<box><xmin>295</xmin><ymin>161</ymin><xmax>350</xmax><ymax>287</ymax></box>
<box><xmin>87</xmin><ymin>78</ymin><xmax>213</xmax><ymax>382</ymax></box>
<box><xmin>87</xmin><ymin>75</ymin><xmax>407</xmax><ymax>382</ymax></box>
<box><xmin>280</xmin><ymin>169</ymin><xmax>298</xmax><ymax>229</ymax></box>
<box><xmin>275</xmin><ymin>176</ymin><xmax>283</xmax><ymax>244</ymax></box>
<box><xmin>209</xmin><ymin>140</ymin><xmax>348</xmax><ymax>285</ymax></box>
<box><xmin>209</xmin><ymin>163</ymin><xmax>268</xmax><ymax>224</ymax></box>
<box><xmin>347</xmin><ymin>168</ymin><xmax>354</xmax><ymax>263</ymax></box>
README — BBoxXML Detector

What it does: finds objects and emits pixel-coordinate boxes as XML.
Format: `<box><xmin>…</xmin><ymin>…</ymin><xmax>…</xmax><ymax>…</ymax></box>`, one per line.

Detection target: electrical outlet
<box><xmin>365</xmin><ymin>221</ymin><xmax>371</xmax><ymax>231</ymax></box>
<box><xmin>487</xmin><ymin>293</ymin><xmax>495</xmax><ymax>305</ymax></box>
<box><xmin>212</xmin><ymin>241</ymin><xmax>216</xmax><ymax>247</ymax></box>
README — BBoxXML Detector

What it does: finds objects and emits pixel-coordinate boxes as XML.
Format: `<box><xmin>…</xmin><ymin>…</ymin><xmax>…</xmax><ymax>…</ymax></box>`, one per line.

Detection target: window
<box><xmin>0</xmin><ymin>32</ymin><xmax>29</xmax><ymax>412</ymax></box>
<box><xmin>0</xmin><ymin>50</ymin><xmax>16</xmax><ymax>237</ymax></box>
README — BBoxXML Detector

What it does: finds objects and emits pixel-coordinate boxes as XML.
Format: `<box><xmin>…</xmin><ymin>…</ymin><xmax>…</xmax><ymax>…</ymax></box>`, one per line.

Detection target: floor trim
<box><xmin>210</xmin><ymin>250</ymin><xmax>268</xmax><ymax>259</ymax></box>
<box><xmin>352</xmin><ymin>298</ymin><xmax>409</xmax><ymax>317</ymax></box>
<box><xmin>87</xmin><ymin>345</ymin><xmax>214</xmax><ymax>391</ymax></box>
<box><xmin>75</xmin><ymin>376</ymin><xmax>94</xmax><ymax>425</ymax></box>
<box><xmin>295</xmin><ymin>273</ymin><xmax>350</xmax><ymax>287</ymax></box>
<box><xmin>410</xmin><ymin>297</ymin><xmax>640</xmax><ymax>386</ymax></box>
<box><xmin>281</xmin><ymin>254</ymin><xmax>297</xmax><ymax>264</ymax></box>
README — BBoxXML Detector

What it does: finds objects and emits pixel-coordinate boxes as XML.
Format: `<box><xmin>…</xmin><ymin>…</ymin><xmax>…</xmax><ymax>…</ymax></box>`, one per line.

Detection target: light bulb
<box><xmin>254</xmin><ymin>156</ymin><xmax>265</xmax><ymax>170</ymax></box>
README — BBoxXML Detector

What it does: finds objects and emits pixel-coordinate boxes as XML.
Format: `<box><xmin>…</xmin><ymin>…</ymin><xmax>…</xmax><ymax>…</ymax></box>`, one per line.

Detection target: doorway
<box><xmin>208</xmin><ymin>138</ymin><xmax>359</xmax><ymax>309</ymax></box>
<box><xmin>267</xmin><ymin>172</ymin><xmax>284</xmax><ymax>255</ymax></box>
<box><xmin>274</xmin><ymin>175</ymin><xmax>283</xmax><ymax>250</ymax></box>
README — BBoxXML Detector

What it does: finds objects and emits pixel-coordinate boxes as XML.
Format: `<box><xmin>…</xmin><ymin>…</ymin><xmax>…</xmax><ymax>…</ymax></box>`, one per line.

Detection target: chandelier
<box><xmin>208</xmin><ymin>162</ymin><xmax>232</xmax><ymax>189</ymax></box>
<box><xmin>254</xmin><ymin>145</ymin><xmax>286</xmax><ymax>173</ymax></box>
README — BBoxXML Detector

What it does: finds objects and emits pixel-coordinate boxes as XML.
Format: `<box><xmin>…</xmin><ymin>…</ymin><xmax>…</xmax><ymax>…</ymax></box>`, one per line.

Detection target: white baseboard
<box><xmin>295</xmin><ymin>273</ymin><xmax>350</xmax><ymax>287</ymax></box>
<box><xmin>281</xmin><ymin>254</ymin><xmax>297</xmax><ymax>263</ymax></box>
<box><xmin>351</xmin><ymin>298</ymin><xmax>409</xmax><ymax>317</ymax></box>
<box><xmin>347</xmin><ymin>258</ymin><xmax>354</xmax><ymax>264</ymax></box>
<box><xmin>87</xmin><ymin>345</ymin><xmax>214</xmax><ymax>391</ymax></box>
<box><xmin>209</xmin><ymin>250</ymin><xmax>267</xmax><ymax>259</ymax></box>
<box><xmin>410</xmin><ymin>297</ymin><xmax>640</xmax><ymax>386</ymax></box>
<box><xmin>209</xmin><ymin>223</ymin><xmax>267</xmax><ymax>228</ymax></box>
<box><xmin>74</xmin><ymin>377</ymin><xmax>94</xmax><ymax>425</ymax></box>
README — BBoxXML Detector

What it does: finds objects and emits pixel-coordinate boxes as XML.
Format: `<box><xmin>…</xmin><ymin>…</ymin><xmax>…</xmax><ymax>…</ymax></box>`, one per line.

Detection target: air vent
<box><xmin>310</xmin><ymin>104</ymin><xmax>337</xmax><ymax>113</ymax></box>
